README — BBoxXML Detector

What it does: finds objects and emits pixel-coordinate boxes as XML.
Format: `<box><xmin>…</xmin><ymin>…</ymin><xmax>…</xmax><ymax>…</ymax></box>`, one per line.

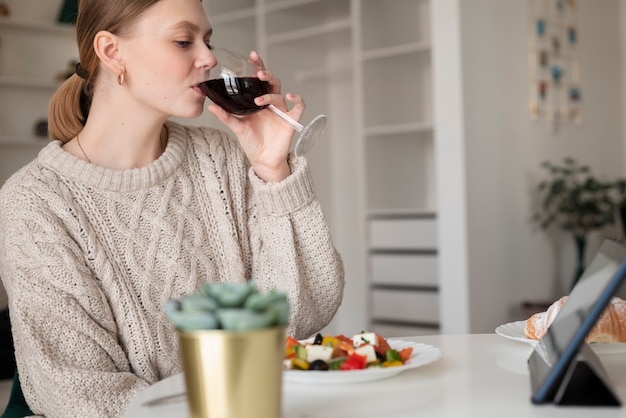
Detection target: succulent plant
<box><xmin>165</xmin><ymin>281</ymin><xmax>290</xmax><ymax>331</ymax></box>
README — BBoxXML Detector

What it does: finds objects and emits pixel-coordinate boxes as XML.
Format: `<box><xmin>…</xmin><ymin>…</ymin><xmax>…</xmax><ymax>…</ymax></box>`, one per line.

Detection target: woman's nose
<box><xmin>197</xmin><ymin>46</ymin><xmax>216</xmax><ymax>70</ymax></box>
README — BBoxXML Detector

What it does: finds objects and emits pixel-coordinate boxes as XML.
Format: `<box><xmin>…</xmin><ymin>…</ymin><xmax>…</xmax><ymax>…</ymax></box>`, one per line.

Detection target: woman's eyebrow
<box><xmin>169</xmin><ymin>20</ymin><xmax>213</xmax><ymax>37</ymax></box>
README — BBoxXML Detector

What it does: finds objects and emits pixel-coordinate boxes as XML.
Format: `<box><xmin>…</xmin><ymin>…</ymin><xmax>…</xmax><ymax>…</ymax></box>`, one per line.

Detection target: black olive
<box><xmin>313</xmin><ymin>333</ymin><xmax>323</xmax><ymax>345</ymax></box>
<box><xmin>375</xmin><ymin>351</ymin><xmax>385</xmax><ymax>362</ymax></box>
<box><xmin>309</xmin><ymin>360</ymin><xmax>329</xmax><ymax>371</ymax></box>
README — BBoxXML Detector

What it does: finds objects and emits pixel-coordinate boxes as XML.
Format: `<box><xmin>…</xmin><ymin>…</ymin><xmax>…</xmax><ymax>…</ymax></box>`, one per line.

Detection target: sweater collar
<box><xmin>37</xmin><ymin>121</ymin><xmax>188</xmax><ymax>192</ymax></box>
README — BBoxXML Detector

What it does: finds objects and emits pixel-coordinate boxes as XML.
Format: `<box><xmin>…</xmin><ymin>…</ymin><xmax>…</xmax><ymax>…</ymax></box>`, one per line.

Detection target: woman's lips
<box><xmin>192</xmin><ymin>85</ymin><xmax>204</xmax><ymax>96</ymax></box>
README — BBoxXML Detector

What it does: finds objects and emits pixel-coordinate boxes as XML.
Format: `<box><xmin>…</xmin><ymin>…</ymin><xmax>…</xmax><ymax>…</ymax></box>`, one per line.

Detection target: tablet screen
<box><xmin>528</xmin><ymin>238</ymin><xmax>626</xmax><ymax>404</ymax></box>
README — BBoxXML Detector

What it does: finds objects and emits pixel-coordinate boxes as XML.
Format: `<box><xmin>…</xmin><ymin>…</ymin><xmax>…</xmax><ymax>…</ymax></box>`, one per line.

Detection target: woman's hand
<box><xmin>207</xmin><ymin>50</ymin><xmax>303</xmax><ymax>183</ymax></box>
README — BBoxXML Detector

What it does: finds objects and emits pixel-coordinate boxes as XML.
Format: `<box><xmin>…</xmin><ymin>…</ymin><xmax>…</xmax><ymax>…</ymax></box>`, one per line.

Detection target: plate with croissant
<box><xmin>495</xmin><ymin>296</ymin><xmax>626</xmax><ymax>355</ymax></box>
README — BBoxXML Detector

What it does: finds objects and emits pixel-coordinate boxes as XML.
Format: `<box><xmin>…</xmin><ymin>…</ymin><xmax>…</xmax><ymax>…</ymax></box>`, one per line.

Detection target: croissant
<box><xmin>525</xmin><ymin>296</ymin><xmax>626</xmax><ymax>343</ymax></box>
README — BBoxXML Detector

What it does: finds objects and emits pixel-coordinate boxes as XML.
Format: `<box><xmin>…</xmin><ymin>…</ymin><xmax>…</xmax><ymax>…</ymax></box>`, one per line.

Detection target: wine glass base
<box><xmin>294</xmin><ymin>114</ymin><xmax>327</xmax><ymax>156</ymax></box>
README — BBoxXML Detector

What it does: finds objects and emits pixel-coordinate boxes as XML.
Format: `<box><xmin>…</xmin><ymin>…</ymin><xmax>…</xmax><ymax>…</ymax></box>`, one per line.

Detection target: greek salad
<box><xmin>283</xmin><ymin>331</ymin><xmax>414</xmax><ymax>371</ymax></box>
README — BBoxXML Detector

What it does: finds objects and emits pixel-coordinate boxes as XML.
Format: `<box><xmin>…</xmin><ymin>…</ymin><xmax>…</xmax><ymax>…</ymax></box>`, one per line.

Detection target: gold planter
<box><xmin>178</xmin><ymin>326</ymin><xmax>286</xmax><ymax>418</ymax></box>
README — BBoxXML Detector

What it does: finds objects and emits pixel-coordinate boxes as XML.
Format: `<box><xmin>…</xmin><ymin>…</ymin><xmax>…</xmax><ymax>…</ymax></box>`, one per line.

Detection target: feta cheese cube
<box><xmin>306</xmin><ymin>345</ymin><xmax>334</xmax><ymax>363</ymax></box>
<box><xmin>354</xmin><ymin>344</ymin><xmax>377</xmax><ymax>363</ymax></box>
<box><xmin>353</xmin><ymin>332</ymin><xmax>377</xmax><ymax>348</ymax></box>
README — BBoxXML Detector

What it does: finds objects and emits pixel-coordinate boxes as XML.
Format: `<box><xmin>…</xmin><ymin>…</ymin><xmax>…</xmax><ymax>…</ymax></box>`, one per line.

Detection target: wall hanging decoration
<box><xmin>527</xmin><ymin>0</ymin><xmax>582</xmax><ymax>131</ymax></box>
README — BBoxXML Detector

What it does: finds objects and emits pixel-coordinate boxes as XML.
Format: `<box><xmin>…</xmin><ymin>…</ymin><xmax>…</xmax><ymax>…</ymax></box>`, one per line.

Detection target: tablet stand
<box><xmin>553</xmin><ymin>343</ymin><xmax>620</xmax><ymax>406</ymax></box>
<box><xmin>528</xmin><ymin>238</ymin><xmax>626</xmax><ymax>406</ymax></box>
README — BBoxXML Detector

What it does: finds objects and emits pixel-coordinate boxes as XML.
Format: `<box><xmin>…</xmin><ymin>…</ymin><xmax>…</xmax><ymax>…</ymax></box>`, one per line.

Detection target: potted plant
<box><xmin>533</xmin><ymin>157</ymin><xmax>616</xmax><ymax>290</ymax></box>
<box><xmin>165</xmin><ymin>281</ymin><xmax>289</xmax><ymax>418</ymax></box>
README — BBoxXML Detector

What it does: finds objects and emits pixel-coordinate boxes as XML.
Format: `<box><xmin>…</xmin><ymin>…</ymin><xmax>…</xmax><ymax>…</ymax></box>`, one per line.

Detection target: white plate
<box><xmin>495</xmin><ymin>321</ymin><xmax>537</xmax><ymax>346</ymax></box>
<box><xmin>283</xmin><ymin>339</ymin><xmax>442</xmax><ymax>384</ymax></box>
<box><xmin>495</xmin><ymin>321</ymin><xmax>626</xmax><ymax>355</ymax></box>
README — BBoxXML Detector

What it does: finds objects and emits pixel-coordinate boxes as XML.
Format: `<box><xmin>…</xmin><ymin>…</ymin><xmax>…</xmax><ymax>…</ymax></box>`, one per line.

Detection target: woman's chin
<box><xmin>174</xmin><ymin>106</ymin><xmax>205</xmax><ymax>120</ymax></box>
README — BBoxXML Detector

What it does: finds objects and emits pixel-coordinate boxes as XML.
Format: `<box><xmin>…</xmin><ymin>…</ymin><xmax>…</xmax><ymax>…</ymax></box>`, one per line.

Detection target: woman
<box><xmin>0</xmin><ymin>0</ymin><xmax>344</xmax><ymax>416</ymax></box>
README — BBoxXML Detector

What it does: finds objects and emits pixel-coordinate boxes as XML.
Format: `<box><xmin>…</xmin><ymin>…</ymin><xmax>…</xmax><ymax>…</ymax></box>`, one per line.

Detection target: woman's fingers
<box><xmin>284</xmin><ymin>92</ymin><xmax>305</xmax><ymax>121</ymax></box>
<box><xmin>250</xmin><ymin>50</ymin><xmax>265</xmax><ymax>71</ymax></box>
<box><xmin>253</xmin><ymin>93</ymin><xmax>303</xmax><ymax>120</ymax></box>
<box><xmin>207</xmin><ymin>103</ymin><xmax>243</xmax><ymax>133</ymax></box>
<box><xmin>251</xmin><ymin>50</ymin><xmax>282</xmax><ymax>94</ymax></box>
<box><xmin>258</xmin><ymin>69</ymin><xmax>281</xmax><ymax>94</ymax></box>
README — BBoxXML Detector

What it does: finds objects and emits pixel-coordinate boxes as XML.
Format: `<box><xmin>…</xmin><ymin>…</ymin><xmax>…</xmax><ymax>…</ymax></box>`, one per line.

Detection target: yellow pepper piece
<box><xmin>382</xmin><ymin>360</ymin><xmax>403</xmax><ymax>368</ymax></box>
<box><xmin>322</xmin><ymin>335</ymin><xmax>340</xmax><ymax>348</ymax></box>
<box><xmin>285</xmin><ymin>346</ymin><xmax>295</xmax><ymax>358</ymax></box>
<box><xmin>292</xmin><ymin>358</ymin><xmax>310</xmax><ymax>370</ymax></box>
<box><xmin>366</xmin><ymin>359</ymin><xmax>381</xmax><ymax>367</ymax></box>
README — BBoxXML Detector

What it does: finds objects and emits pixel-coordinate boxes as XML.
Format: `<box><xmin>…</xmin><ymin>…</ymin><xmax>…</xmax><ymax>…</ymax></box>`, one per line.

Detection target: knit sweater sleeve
<box><xmin>0</xmin><ymin>174</ymin><xmax>149</xmax><ymax>418</ymax></box>
<box><xmin>191</xmin><ymin>126</ymin><xmax>345</xmax><ymax>340</ymax></box>
<box><xmin>244</xmin><ymin>153</ymin><xmax>345</xmax><ymax>340</ymax></box>
<box><xmin>186</xmin><ymin>125</ymin><xmax>344</xmax><ymax>339</ymax></box>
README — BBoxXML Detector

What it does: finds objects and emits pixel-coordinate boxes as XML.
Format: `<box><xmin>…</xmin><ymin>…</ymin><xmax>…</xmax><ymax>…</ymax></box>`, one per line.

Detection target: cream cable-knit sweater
<box><xmin>0</xmin><ymin>121</ymin><xmax>344</xmax><ymax>418</ymax></box>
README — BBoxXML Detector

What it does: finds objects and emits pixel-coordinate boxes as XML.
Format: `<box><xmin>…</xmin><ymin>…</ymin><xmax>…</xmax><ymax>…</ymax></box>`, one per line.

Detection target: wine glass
<box><xmin>199</xmin><ymin>48</ymin><xmax>326</xmax><ymax>156</ymax></box>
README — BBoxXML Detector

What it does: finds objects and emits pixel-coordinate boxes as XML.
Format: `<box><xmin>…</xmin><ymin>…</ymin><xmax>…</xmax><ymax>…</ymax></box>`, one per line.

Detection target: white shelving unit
<box><xmin>201</xmin><ymin>0</ymin><xmax>362</xmax><ymax>336</ymax></box>
<box><xmin>356</xmin><ymin>0</ymin><xmax>438</xmax><ymax>337</ymax></box>
<box><xmin>0</xmin><ymin>15</ymin><xmax>77</xmax><ymax>181</ymax></box>
<box><xmin>203</xmin><ymin>0</ymin><xmax>438</xmax><ymax>337</ymax></box>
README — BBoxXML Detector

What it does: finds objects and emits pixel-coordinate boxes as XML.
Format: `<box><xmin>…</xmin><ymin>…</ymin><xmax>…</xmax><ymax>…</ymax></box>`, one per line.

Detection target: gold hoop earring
<box><xmin>117</xmin><ymin>69</ymin><xmax>125</xmax><ymax>86</ymax></box>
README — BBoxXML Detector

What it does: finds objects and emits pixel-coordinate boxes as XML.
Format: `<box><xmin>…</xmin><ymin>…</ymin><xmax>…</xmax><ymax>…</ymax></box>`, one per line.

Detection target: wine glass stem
<box><xmin>267</xmin><ymin>104</ymin><xmax>304</xmax><ymax>133</ymax></box>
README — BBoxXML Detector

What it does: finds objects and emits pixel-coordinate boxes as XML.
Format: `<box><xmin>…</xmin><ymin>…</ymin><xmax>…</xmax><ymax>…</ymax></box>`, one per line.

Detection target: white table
<box><xmin>124</xmin><ymin>334</ymin><xmax>626</xmax><ymax>418</ymax></box>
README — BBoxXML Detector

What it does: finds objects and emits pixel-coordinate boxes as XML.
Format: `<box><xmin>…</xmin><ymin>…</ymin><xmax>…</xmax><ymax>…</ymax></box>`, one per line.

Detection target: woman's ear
<box><xmin>93</xmin><ymin>30</ymin><xmax>124</xmax><ymax>76</ymax></box>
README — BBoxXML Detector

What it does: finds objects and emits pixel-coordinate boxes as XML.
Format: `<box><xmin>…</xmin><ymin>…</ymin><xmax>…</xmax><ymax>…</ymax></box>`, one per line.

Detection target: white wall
<box><xmin>435</xmin><ymin>0</ymin><xmax>624</xmax><ymax>334</ymax></box>
<box><xmin>622</xmin><ymin>0</ymin><xmax>626</xmax><ymax>172</ymax></box>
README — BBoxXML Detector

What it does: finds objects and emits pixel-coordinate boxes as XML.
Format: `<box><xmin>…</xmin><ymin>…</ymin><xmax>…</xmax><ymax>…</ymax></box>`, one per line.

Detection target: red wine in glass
<box><xmin>199</xmin><ymin>77</ymin><xmax>269</xmax><ymax>115</ymax></box>
<box><xmin>200</xmin><ymin>48</ymin><xmax>326</xmax><ymax>156</ymax></box>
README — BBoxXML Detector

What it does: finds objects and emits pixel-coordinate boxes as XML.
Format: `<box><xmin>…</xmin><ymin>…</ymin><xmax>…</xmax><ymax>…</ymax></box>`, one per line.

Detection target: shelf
<box><xmin>365</xmin><ymin>130</ymin><xmax>436</xmax><ymax>211</ymax></box>
<box><xmin>264</xmin><ymin>0</ymin><xmax>321</xmax><ymax>13</ymax></box>
<box><xmin>360</xmin><ymin>0</ymin><xmax>430</xmax><ymax>51</ymax></box>
<box><xmin>364</xmin><ymin>122</ymin><xmax>433</xmax><ymax>137</ymax></box>
<box><xmin>293</xmin><ymin>63</ymin><xmax>352</xmax><ymax>82</ymax></box>
<box><xmin>372</xmin><ymin>318</ymin><xmax>439</xmax><ymax>328</ymax></box>
<box><xmin>209</xmin><ymin>7</ymin><xmax>256</xmax><ymax>24</ymax></box>
<box><xmin>0</xmin><ymin>75</ymin><xmax>61</xmax><ymax>89</ymax></box>
<box><xmin>0</xmin><ymin>16</ymin><xmax>74</xmax><ymax>35</ymax></box>
<box><xmin>371</xmin><ymin>288</ymin><xmax>439</xmax><ymax>323</ymax></box>
<box><xmin>363</xmin><ymin>52</ymin><xmax>432</xmax><ymax>127</ymax></box>
<box><xmin>362</xmin><ymin>41</ymin><xmax>430</xmax><ymax>61</ymax></box>
<box><xmin>368</xmin><ymin>209</ymin><xmax>436</xmax><ymax>219</ymax></box>
<box><xmin>203</xmin><ymin>0</ymin><xmax>253</xmax><ymax>17</ymax></box>
<box><xmin>265</xmin><ymin>18</ymin><xmax>351</xmax><ymax>45</ymax></box>
<box><xmin>0</xmin><ymin>17</ymin><xmax>78</xmax><ymax>79</ymax></box>
<box><xmin>264</xmin><ymin>0</ymin><xmax>350</xmax><ymax>38</ymax></box>
<box><xmin>208</xmin><ymin>15</ymin><xmax>256</xmax><ymax>53</ymax></box>
<box><xmin>367</xmin><ymin>207</ymin><xmax>439</xmax><ymax>219</ymax></box>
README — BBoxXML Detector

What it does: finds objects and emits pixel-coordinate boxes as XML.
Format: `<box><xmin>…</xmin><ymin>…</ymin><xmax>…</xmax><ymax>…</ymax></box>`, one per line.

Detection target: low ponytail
<box><xmin>47</xmin><ymin>74</ymin><xmax>89</xmax><ymax>143</ymax></box>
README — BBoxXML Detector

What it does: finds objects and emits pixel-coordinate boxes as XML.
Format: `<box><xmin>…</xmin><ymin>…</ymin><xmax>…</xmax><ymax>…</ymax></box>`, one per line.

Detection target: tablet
<box><xmin>528</xmin><ymin>238</ymin><xmax>626</xmax><ymax>406</ymax></box>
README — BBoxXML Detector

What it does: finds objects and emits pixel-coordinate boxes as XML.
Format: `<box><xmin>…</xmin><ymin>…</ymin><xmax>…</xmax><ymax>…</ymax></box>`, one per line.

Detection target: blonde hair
<box><xmin>47</xmin><ymin>0</ymin><xmax>163</xmax><ymax>142</ymax></box>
